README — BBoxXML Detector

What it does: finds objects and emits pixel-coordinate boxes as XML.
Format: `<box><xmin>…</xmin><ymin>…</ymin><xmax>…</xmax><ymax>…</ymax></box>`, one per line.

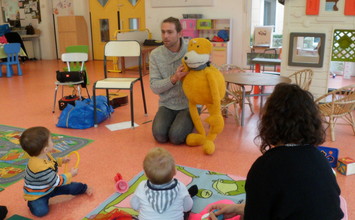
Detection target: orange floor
<box><xmin>0</xmin><ymin>60</ymin><xmax>354</xmax><ymax>220</ymax></box>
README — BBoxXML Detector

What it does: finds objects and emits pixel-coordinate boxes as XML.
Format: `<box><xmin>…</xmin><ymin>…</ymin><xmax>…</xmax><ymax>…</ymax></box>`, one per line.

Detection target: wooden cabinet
<box><xmin>57</xmin><ymin>16</ymin><xmax>89</xmax><ymax>55</ymax></box>
<box><xmin>180</xmin><ymin>18</ymin><xmax>232</xmax><ymax>66</ymax></box>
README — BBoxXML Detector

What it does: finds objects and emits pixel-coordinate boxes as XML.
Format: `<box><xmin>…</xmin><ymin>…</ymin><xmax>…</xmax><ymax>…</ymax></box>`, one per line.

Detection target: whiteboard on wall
<box><xmin>151</xmin><ymin>0</ymin><xmax>213</xmax><ymax>7</ymax></box>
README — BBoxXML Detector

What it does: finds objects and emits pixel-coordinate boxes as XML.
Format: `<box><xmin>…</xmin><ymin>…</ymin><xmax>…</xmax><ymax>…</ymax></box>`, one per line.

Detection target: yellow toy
<box><xmin>182</xmin><ymin>38</ymin><xmax>226</xmax><ymax>154</ymax></box>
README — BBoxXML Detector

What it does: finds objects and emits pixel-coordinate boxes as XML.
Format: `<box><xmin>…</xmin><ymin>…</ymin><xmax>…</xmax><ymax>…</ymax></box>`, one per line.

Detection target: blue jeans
<box><xmin>28</xmin><ymin>182</ymin><xmax>87</xmax><ymax>217</ymax></box>
<box><xmin>152</xmin><ymin>106</ymin><xmax>194</xmax><ymax>145</ymax></box>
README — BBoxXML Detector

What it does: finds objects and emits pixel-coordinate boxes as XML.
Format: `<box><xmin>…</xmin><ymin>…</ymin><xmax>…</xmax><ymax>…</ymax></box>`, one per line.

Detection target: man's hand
<box><xmin>171</xmin><ymin>65</ymin><xmax>189</xmax><ymax>84</ymax></box>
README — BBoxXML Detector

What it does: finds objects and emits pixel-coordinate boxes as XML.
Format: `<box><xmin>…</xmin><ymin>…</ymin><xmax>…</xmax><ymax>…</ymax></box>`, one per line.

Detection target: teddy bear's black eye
<box><xmin>197</xmin><ymin>45</ymin><xmax>200</xmax><ymax>48</ymax></box>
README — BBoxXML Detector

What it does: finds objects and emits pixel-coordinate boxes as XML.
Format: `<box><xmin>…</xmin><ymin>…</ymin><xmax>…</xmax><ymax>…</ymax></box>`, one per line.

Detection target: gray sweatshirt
<box><xmin>149</xmin><ymin>40</ymin><xmax>188</xmax><ymax>110</ymax></box>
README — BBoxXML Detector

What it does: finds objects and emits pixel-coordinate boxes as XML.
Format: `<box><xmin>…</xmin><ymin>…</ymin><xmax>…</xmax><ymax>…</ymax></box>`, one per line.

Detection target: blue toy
<box><xmin>318</xmin><ymin>146</ymin><xmax>339</xmax><ymax>168</ymax></box>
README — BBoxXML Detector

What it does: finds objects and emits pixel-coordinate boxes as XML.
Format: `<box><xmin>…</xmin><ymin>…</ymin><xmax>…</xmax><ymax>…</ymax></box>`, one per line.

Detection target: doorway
<box><xmin>89</xmin><ymin>0</ymin><xmax>145</xmax><ymax>60</ymax></box>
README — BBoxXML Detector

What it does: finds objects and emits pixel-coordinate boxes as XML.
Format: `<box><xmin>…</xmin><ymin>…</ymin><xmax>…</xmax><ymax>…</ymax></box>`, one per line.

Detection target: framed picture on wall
<box><xmin>253</xmin><ymin>26</ymin><xmax>273</xmax><ymax>47</ymax></box>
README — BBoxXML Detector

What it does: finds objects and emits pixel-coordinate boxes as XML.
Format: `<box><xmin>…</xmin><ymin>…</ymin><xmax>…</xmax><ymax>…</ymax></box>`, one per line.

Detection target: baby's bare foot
<box><xmin>86</xmin><ymin>187</ymin><xmax>94</xmax><ymax>196</ymax></box>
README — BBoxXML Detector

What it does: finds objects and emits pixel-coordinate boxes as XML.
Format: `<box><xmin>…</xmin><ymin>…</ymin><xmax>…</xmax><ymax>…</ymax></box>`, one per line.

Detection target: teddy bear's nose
<box><xmin>184</xmin><ymin>56</ymin><xmax>188</xmax><ymax>60</ymax></box>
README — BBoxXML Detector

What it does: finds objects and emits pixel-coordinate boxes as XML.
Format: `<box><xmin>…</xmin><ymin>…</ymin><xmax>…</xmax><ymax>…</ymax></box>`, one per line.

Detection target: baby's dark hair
<box><xmin>20</xmin><ymin>126</ymin><xmax>51</xmax><ymax>156</ymax></box>
<box><xmin>255</xmin><ymin>83</ymin><xmax>325</xmax><ymax>153</ymax></box>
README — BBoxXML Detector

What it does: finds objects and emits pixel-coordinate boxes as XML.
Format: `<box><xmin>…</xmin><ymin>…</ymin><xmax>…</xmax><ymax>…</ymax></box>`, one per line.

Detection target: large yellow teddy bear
<box><xmin>182</xmin><ymin>38</ymin><xmax>226</xmax><ymax>155</ymax></box>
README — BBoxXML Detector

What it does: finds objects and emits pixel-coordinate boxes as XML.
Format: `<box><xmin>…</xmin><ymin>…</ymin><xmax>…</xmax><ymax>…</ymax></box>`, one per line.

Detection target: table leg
<box><xmin>241</xmin><ymin>86</ymin><xmax>246</xmax><ymax>126</ymax></box>
<box><xmin>260</xmin><ymin>85</ymin><xmax>265</xmax><ymax>110</ymax></box>
<box><xmin>253</xmin><ymin>64</ymin><xmax>261</xmax><ymax>95</ymax></box>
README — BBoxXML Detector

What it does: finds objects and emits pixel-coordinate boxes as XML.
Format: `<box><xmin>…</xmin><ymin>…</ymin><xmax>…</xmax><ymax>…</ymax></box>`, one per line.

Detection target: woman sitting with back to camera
<box><xmin>209</xmin><ymin>83</ymin><xmax>344</xmax><ymax>220</ymax></box>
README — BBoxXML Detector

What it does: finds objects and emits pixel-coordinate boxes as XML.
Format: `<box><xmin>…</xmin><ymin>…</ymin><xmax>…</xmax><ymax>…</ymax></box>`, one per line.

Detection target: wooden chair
<box><xmin>315</xmin><ymin>85</ymin><xmax>355</xmax><ymax>141</ymax></box>
<box><xmin>220</xmin><ymin>64</ymin><xmax>254</xmax><ymax>114</ymax></box>
<box><xmin>0</xmin><ymin>43</ymin><xmax>23</xmax><ymax>77</ymax></box>
<box><xmin>288</xmin><ymin>69</ymin><xmax>314</xmax><ymax>91</ymax></box>
<box><xmin>92</xmin><ymin>40</ymin><xmax>147</xmax><ymax>128</ymax></box>
<box><xmin>200</xmin><ymin>64</ymin><xmax>253</xmax><ymax>125</ymax></box>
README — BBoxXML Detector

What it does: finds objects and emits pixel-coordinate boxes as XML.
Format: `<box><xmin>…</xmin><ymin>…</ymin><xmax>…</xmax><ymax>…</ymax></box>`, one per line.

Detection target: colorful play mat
<box><xmin>0</xmin><ymin>124</ymin><xmax>93</xmax><ymax>189</ymax></box>
<box><xmin>84</xmin><ymin>165</ymin><xmax>246</xmax><ymax>220</ymax></box>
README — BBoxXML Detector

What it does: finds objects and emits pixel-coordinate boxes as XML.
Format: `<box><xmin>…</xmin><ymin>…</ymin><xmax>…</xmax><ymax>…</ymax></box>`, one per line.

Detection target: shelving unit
<box><xmin>180</xmin><ymin>18</ymin><xmax>232</xmax><ymax>66</ymax></box>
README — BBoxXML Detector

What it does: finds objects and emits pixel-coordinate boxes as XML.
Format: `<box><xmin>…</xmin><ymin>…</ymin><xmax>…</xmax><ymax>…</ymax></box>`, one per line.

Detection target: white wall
<box><xmin>145</xmin><ymin>0</ymin><xmax>252</xmax><ymax>68</ymax></box>
<box><xmin>21</xmin><ymin>0</ymin><xmax>91</xmax><ymax>60</ymax></box>
<box><xmin>281</xmin><ymin>0</ymin><xmax>355</xmax><ymax>97</ymax></box>
<box><xmin>2</xmin><ymin>0</ymin><xmax>251</xmax><ymax>63</ymax></box>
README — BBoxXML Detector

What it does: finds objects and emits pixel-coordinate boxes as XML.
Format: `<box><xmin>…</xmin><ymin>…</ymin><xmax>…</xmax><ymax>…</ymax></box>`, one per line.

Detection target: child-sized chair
<box><xmin>65</xmin><ymin>45</ymin><xmax>90</xmax><ymax>84</ymax></box>
<box><xmin>0</xmin><ymin>43</ymin><xmax>23</xmax><ymax>77</ymax></box>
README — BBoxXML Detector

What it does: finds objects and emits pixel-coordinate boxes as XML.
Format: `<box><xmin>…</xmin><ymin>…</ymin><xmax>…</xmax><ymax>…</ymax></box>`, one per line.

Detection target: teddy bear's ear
<box><xmin>181</xmin><ymin>57</ymin><xmax>189</xmax><ymax>72</ymax></box>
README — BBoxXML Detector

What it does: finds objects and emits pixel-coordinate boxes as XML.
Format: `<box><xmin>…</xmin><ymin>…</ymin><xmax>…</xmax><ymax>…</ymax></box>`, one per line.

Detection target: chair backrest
<box><xmin>115</xmin><ymin>29</ymin><xmax>151</xmax><ymax>44</ymax></box>
<box><xmin>218</xmin><ymin>64</ymin><xmax>245</xmax><ymax>98</ymax></box>
<box><xmin>65</xmin><ymin>45</ymin><xmax>89</xmax><ymax>54</ymax></box>
<box><xmin>316</xmin><ymin>85</ymin><xmax>355</xmax><ymax>116</ymax></box>
<box><xmin>288</xmin><ymin>69</ymin><xmax>314</xmax><ymax>91</ymax></box>
<box><xmin>104</xmin><ymin>40</ymin><xmax>142</xmax><ymax>77</ymax></box>
<box><xmin>61</xmin><ymin>52</ymin><xmax>88</xmax><ymax>72</ymax></box>
<box><xmin>4</xmin><ymin>43</ymin><xmax>21</xmax><ymax>54</ymax></box>
<box><xmin>4</xmin><ymin>43</ymin><xmax>21</xmax><ymax>63</ymax></box>
<box><xmin>105</xmin><ymin>40</ymin><xmax>141</xmax><ymax>57</ymax></box>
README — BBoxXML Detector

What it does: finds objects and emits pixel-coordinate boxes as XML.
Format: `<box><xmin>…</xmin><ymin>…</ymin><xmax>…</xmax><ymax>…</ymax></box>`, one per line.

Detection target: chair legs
<box><xmin>6</xmin><ymin>64</ymin><xmax>13</xmax><ymax>77</ymax></box>
<box><xmin>53</xmin><ymin>85</ymin><xmax>59</xmax><ymax>113</ymax></box>
<box><xmin>17</xmin><ymin>63</ymin><xmax>22</xmax><ymax>76</ymax></box>
<box><xmin>53</xmin><ymin>84</ymin><xmax>89</xmax><ymax>113</ymax></box>
<box><xmin>329</xmin><ymin>116</ymin><xmax>336</xmax><ymax>142</ymax></box>
<box><xmin>0</xmin><ymin>63</ymin><xmax>23</xmax><ymax>77</ymax></box>
<box><xmin>327</xmin><ymin>113</ymin><xmax>355</xmax><ymax>142</ymax></box>
<box><xmin>140</xmin><ymin>78</ymin><xmax>148</xmax><ymax>116</ymax></box>
<box><xmin>93</xmin><ymin>82</ymin><xmax>148</xmax><ymax>128</ymax></box>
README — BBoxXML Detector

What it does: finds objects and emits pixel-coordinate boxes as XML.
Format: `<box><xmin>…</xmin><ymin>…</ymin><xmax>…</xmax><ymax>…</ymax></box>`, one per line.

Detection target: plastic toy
<box><xmin>317</xmin><ymin>146</ymin><xmax>339</xmax><ymax>168</ymax></box>
<box><xmin>114</xmin><ymin>173</ymin><xmax>129</xmax><ymax>193</ymax></box>
<box><xmin>201</xmin><ymin>210</ymin><xmax>224</xmax><ymax>220</ymax></box>
<box><xmin>63</xmin><ymin>151</ymin><xmax>80</xmax><ymax>172</ymax></box>
<box><xmin>189</xmin><ymin>199</ymin><xmax>240</xmax><ymax>220</ymax></box>
<box><xmin>182</xmin><ymin>38</ymin><xmax>226</xmax><ymax>155</ymax></box>
<box><xmin>337</xmin><ymin>157</ymin><xmax>355</xmax><ymax>176</ymax></box>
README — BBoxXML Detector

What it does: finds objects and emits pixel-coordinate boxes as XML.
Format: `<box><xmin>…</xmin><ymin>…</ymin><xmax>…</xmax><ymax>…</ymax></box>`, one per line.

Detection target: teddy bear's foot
<box><xmin>205</xmin><ymin>115</ymin><xmax>224</xmax><ymax>134</ymax></box>
<box><xmin>203</xmin><ymin>140</ymin><xmax>215</xmax><ymax>155</ymax></box>
<box><xmin>186</xmin><ymin>133</ymin><xmax>206</xmax><ymax>146</ymax></box>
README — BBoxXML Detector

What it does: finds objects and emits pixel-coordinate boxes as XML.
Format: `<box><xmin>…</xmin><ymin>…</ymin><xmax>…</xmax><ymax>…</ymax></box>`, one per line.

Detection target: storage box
<box><xmin>180</xmin><ymin>19</ymin><xmax>197</xmax><ymax>30</ymax></box>
<box><xmin>182</xmin><ymin>30</ymin><xmax>199</xmax><ymax>39</ymax></box>
<box><xmin>337</xmin><ymin>157</ymin><xmax>355</xmax><ymax>175</ymax></box>
<box><xmin>197</xmin><ymin>19</ymin><xmax>212</xmax><ymax>30</ymax></box>
<box><xmin>317</xmin><ymin>146</ymin><xmax>339</xmax><ymax>168</ymax></box>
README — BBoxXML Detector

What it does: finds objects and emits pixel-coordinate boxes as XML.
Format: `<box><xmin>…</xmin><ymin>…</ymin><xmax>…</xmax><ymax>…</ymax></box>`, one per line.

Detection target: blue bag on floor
<box><xmin>56</xmin><ymin>96</ymin><xmax>114</xmax><ymax>129</ymax></box>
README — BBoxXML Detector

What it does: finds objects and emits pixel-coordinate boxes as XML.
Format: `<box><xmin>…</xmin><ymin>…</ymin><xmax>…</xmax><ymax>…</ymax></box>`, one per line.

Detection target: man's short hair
<box><xmin>162</xmin><ymin>17</ymin><xmax>182</xmax><ymax>33</ymax></box>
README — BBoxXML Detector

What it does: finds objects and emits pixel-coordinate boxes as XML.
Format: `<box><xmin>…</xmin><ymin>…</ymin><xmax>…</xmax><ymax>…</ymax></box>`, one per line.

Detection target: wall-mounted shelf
<box><xmin>180</xmin><ymin>18</ymin><xmax>232</xmax><ymax>66</ymax></box>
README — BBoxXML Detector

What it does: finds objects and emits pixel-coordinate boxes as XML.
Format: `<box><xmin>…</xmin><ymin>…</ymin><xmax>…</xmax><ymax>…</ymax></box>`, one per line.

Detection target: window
<box><xmin>263</xmin><ymin>0</ymin><xmax>276</xmax><ymax>26</ymax></box>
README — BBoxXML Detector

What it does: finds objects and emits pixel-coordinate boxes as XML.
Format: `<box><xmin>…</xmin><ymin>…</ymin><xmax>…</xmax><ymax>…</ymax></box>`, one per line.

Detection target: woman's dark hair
<box><xmin>255</xmin><ymin>83</ymin><xmax>325</xmax><ymax>153</ymax></box>
<box><xmin>20</xmin><ymin>126</ymin><xmax>50</xmax><ymax>156</ymax></box>
<box><xmin>162</xmin><ymin>17</ymin><xmax>182</xmax><ymax>33</ymax></box>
